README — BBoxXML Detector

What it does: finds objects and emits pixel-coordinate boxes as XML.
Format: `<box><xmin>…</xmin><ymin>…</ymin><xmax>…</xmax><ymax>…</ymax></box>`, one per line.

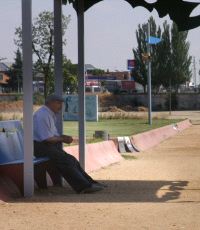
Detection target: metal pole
<box><xmin>22</xmin><ymin>0</ymin><xmax>34</xmax><ymax>197</ymax></box>
<box><xmin>193</xmin><ymin>56</ymin><xmax>197</xmax><ymax>89</ymax></box>
<box><xmin>147</xmin><ymin>21</ymin><xmax>152</xmax><ymax>125</ymax></box>
<box><xmin>54</xmin><ymin>0</ymin><xmax>63</xmax><ymax>136</ymax></box>
<box><xmin>77</xmin><ymin>0</ymin><xmax>86</xmax><ymax>169</ymax></box>
<box><xmin>169</xmin><ymin>77</ymin><xmax>172</xmax><ymax>115</ymax></box>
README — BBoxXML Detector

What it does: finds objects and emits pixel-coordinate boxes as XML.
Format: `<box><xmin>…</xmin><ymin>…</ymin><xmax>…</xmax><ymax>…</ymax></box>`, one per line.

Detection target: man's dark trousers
<box><xmin>34</xmin><ymin>141</ymin><xmax>94</xmax><ymax>192</ymax></box>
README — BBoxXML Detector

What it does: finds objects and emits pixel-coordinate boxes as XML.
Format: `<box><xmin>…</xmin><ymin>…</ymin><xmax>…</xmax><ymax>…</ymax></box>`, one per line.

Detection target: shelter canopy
<box><xmin>63</xmin><ymin>0</ymin><xmax>200</xmax><ymax>31</ymax></box>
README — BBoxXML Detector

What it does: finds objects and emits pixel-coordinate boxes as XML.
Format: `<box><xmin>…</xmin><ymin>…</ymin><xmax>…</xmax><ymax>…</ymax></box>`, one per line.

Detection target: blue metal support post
<box><xmin>22</xmin><ymin>0</ymin><xmax>34</xmax><ymax>197</ymax></box>
<box><xmin>147</xmin><ymin>21</ymin><xmax>152</xmax><ymax>125</ymax></box>
<box><xmin>54</xmin><ymin>0</ymin><xmax>63</xmax><ymax>136</ymax></box>
<box><xmin>77</xmin><ymin>0</ymin><xmax>86</xmax><ymax>169</ymax></box>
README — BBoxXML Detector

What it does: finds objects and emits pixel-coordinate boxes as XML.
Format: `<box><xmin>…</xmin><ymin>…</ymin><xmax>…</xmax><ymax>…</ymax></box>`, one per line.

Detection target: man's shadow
<box><xmin>5</xmin><ymin>179</ymin><xmax>190</xmax><ymax>203</ymax></box>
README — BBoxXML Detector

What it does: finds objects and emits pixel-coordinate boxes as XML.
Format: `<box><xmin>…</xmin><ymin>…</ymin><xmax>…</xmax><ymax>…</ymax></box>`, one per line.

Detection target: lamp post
<box><xmin>169</xmin><ymin>77</ymin><xmax>172</xmax><ymax>115</ymax></box>
<box><xmin>146</xmin><ymin>22</ymin><xmax>161</xmax><ymax>124</ymax></box>
<box><xmin>147</xmin><ymin>21</ymin><xmax>152</xmax><ymax>125</ymax></box>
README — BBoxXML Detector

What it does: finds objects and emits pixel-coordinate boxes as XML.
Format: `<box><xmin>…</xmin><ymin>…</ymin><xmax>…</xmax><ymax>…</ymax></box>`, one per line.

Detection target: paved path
<box><xmin>160</xmin><ymin>111</ymin><xmax>200</xmax><ymax>123</ymax></box>
<box><xmin>0</xmin><ymin>125</ymin><xmax>200</xmax><ymax>230</ymax></box>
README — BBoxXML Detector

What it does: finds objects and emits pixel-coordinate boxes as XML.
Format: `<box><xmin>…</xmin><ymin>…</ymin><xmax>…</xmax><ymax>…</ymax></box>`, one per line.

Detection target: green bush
<box><xmin>14</xmin><ymin>94</ymin><xmax>23</xmax><ymax>101</ymax></box>
<box><xmin>33</xmin><ymin>93</ymin><xmax>45</xmax><ymax>105</ymax></box>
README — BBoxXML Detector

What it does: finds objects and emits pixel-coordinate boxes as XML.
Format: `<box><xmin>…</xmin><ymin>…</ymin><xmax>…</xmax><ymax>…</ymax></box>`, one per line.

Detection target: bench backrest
<box><xmin>0</xmin><ymin>120</ymin><xmax>24</xmax><ymax>164</ymax></box>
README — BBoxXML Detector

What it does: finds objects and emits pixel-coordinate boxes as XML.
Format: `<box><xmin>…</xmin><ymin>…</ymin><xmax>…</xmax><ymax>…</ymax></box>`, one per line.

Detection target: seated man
<box><xmin>33</xmin><ymin>94</ymin><xmax>104</xmax><ymax>193</ymax></box>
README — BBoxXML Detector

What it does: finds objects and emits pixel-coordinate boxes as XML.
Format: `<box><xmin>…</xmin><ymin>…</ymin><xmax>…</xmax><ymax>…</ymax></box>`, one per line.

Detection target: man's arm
<box><xmin>45</xmin><ymin>135</ymin><xmax>73</xmax><ymax>144</ymax></box>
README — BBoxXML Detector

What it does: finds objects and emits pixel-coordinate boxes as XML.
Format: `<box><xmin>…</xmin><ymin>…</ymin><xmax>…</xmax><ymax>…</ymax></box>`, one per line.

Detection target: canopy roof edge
<box><xmin>62</xmin><ymin>0</ymin><xmax>200</xmax><ymax>31</ymax></box>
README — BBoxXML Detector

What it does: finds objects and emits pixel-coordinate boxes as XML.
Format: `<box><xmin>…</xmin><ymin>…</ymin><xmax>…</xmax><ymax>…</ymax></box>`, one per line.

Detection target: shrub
<box><xmin>33</xmin><ymin>93</ymin><xmax>45</xmax><ymax>105</ymax></box>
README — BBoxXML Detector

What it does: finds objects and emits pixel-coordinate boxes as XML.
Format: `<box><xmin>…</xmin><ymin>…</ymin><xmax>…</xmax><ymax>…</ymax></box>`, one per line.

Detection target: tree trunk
<box><xmin>143</xmin><ymin>84</ymin><xmax>147</xmax><ymax>93</ymax></box>
<box><xmin>44</xmin><ymin>72</ymin><xmax>48</xmax><ymax>99</ymax></box>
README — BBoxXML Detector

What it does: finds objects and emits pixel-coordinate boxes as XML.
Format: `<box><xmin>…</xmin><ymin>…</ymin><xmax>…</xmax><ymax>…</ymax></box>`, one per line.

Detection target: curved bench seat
<box><xmin>0</xmin><ymin>120</ymin><xmax>61</xmax><ymax>196</ymax></box>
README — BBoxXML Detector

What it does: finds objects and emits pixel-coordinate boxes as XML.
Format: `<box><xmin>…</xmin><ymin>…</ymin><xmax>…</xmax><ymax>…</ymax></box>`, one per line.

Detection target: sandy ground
<box><xmin>1</xmin><ymin>124</ymin><xmax>200</xmax><ymax>229</ymax></box>
<box><xmin>158</xmin><ymin>111</ymin><xmax>200</xmax><ymax>123</ymax></box>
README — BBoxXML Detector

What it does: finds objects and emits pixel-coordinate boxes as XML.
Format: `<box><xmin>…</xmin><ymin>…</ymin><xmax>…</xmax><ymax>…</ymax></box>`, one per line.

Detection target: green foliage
<box><xmin>63</xmin><ymin>119</ymin><xmax>182</xmax><ymax>139</ymax></box>
<box><xmin>63</xmin><ymin>58</ymin><xmax>78</xmax><ymax>94</ymax></box>
<box><xmin>7</xmin><ymin>49</ymin><xmax>23</xmax><ymax>92</ymax></box>
<box><xmin>153</xmin><ymin>21</ymin><xmax>172</xmax><ymax>89</ymax></box>
<box><xmin>89</xmin><ymin>69</ymin><xmax>105</xmax><ymax>76</ymax></box>
<box><xmin>14</xmin><ymin>94</ymin><xmax>23</xmax><ymax>101</ymax></box>
<box><xmin>170</xmin><ymin>23</ymin><xmax>192</xmax><ymax>89</ymax></box>
<box><xmin>33</xmin><ymin>93</ymin><xmax>45</xmax><ymax>105</ymax></box>
<box><xmin>15</xmin><ymin>11</ymin><xmax>71</xmax><ymax>98</ymax></box>
<box><xmin>132</xmin><ymin>23</ymin><xmax>148</xmax><ymax>93</ymax></box>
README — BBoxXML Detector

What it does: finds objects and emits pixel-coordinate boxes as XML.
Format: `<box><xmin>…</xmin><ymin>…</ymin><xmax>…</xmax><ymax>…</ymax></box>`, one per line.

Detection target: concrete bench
<box><xmin>0</xmin><ymin>120</ymin><xmax>61</xmax><ymax>195</ymax></box>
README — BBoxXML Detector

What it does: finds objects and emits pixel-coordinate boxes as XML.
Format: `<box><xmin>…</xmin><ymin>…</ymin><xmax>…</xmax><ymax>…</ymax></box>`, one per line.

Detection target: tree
<box><xmin>89</xmin><ymin>69</ymin><xmax>105</xmax><ymax>76</ymax></box>
<box><xmin>148</xmin><ymin>20</ymin><xmax>162</xmax><ymax>91</ymax></box>
<box><xmin>63</xmin><ymin>57</ymin><xmax>78</xmax><ymax>94</ymax></box>
<box><xmin>132</xmin><ymin>23</ymin><xmax>148</xmax><ymax>93</ymax></box>
<box><xmin>8</xmin><ymin>49</ymin><xmax>23</xmax><ymax>93</ymax></box>
<box><xmin>132</xmin><ymin>17</ymin><xmax>192</xmax><ymax>93</ymax></box>
<box><xmin>132</xmin><ymin>17</ymin><xmax>161</xmax><ymax>93</ymax></box>
<box><xmin>171</xmin><ymin>22</ymin><xmax>192</xmax><ymax>90</ymax></box>
<box><xmin>15</xmin><ymin>11</ymin><xmax>70</xmax><ymax>97</ymax></box>
<box><xmin>153</xmin><ymin>21</ymin><xmax>172</xmax><ymax>90</ymax></box>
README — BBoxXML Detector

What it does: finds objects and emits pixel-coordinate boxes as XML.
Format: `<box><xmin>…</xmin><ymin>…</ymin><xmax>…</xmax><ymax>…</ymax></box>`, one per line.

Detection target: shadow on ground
<box><xmin>1</xmin><ymin>180</ymin><xmax>189</xmax><ymax>203</ymax></box>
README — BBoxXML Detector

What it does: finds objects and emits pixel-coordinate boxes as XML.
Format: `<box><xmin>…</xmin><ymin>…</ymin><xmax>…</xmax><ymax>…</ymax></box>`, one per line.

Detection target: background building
<box><xmin>0</xmin><ymin>63</ymin><xmax>10</xmax><ymax>93</ymax></box>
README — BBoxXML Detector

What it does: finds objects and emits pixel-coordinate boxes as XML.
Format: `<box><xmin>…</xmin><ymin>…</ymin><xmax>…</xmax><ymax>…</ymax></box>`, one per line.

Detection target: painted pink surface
<box><xmin>131</xmin><ymin>119</ymin><xmax>192</xmax><ymax>152</ymax></box>
<box><xmin>64</xmin><ymin>140</ymin><xmax>123</xmax><ymax>173</ymax></box>
<box><xmin>177</xmin><ymin>119</ymin><xmax>192</xmax><ymax>131</ymax></box>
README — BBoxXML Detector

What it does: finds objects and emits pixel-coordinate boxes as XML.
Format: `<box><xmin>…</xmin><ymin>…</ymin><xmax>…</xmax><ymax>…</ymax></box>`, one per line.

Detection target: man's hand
<box><xmin>61</xmin><ymin>135</ymin><xmax>73</xmax><ymax>144</ymax></box>
<box><xmin>45</xmin><ymin>135</ymin><xmax>73</xmax><ymax>144</ymax></box>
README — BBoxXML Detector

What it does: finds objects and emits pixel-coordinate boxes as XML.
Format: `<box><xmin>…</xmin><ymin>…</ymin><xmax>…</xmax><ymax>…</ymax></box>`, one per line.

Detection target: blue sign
<box><xmin>147</xmin><ymin>36</ymin><xmax>161</xmax><ymax>45</ymax></box>
<box><xmin>127</xmin><ymin>59</ymin><xmax>135</xmax><ymax>70</ymax></box>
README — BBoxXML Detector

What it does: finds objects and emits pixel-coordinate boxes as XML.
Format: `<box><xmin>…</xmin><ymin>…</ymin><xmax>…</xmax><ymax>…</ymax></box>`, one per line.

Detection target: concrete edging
<box><xmin>64</xmin><ymin>140</ymin><xmax>123</xmax><ymax>173</ymax></box>
<box><xmin>130</xmin><ymin>119</ymin><xmax>192</xmax><ymax>152</ymax></box>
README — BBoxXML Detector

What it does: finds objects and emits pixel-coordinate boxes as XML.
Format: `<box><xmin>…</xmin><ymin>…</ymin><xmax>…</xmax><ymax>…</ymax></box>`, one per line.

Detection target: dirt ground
<box><xmin>1</xmin><ymin>99</ymin><xmax>200</xmax><ymax>123</ymax></box>
<box><xmin>0</xmin><ymin>121</ymin><xmax>200</xmax><ymax>229</ymax></box>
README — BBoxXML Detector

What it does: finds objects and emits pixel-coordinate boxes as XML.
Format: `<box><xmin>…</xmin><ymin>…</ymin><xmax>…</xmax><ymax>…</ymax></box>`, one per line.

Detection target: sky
<box><xmin>0</xmin><ymin>0</ymin><xmax>200</xmax><ymax>79</ymax></box>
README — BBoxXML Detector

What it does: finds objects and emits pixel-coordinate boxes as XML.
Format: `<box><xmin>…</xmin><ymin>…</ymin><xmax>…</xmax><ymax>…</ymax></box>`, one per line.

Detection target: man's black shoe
<box><xmin>94</xmin><ymin>182</ymin><xmax>108</xmax><ymax>188</ymax></box>
<box><xmin>80</xmin><ymin>184</ymin><xmax>104</xmax><ymax>194</ymax></box>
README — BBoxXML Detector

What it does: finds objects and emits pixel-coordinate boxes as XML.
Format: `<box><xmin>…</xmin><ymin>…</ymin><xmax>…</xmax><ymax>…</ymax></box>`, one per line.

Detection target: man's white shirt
<box><xmin>33</xmin><ymin>105</ymin><xmax>59</xmax><ymax>142</ymax></box>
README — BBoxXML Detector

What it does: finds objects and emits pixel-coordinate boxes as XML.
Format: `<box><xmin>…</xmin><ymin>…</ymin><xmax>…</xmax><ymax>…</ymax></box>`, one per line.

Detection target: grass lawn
<box><xmin>63</xmin><ymin>118</ymin><xmax>182</xmax><ymax>139</ymax></box>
